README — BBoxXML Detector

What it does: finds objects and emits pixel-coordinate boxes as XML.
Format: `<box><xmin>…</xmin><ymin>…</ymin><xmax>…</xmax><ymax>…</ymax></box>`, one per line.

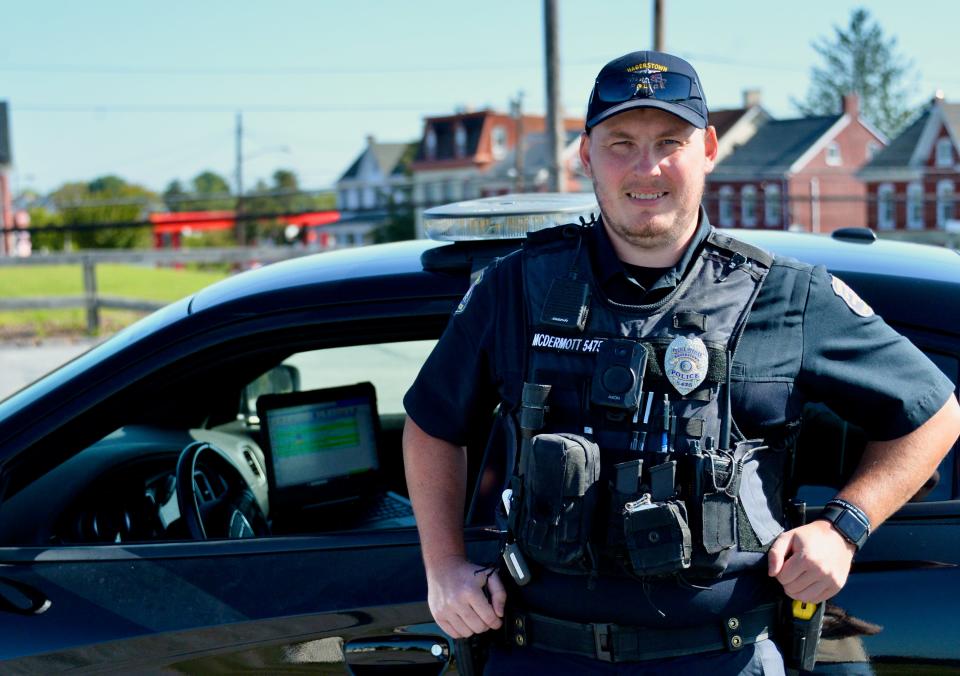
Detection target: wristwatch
<box><xmin>818</xmin><ymin>499</ymin><xmax>871</xmax><ymax>550</ymax></box>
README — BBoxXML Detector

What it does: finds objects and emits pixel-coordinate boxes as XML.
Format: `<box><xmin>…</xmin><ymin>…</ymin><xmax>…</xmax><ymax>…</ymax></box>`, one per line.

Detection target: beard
<box><xmin>593</xmin><ymin>173</ymin><xmax>705</xmax><ymax>252</ymax></box>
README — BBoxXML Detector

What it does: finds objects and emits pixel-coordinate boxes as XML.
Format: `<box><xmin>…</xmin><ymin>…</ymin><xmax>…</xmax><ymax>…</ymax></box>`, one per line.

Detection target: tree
<box><xmin>162</xmin><ymin>179</ymin><xmax>188</xmax><ymax>213</ymax></box>
<box><xmin>49</xmin><ymin>176</ymin><xmax>159</xmax><ymax>249</ymax></box>
<box><xmin>794</xmin><ymin>8</ymin><xmax>914</xmax><ymax>138</ymax></box>
<box><xmin>189</xmin><ymin>171</ymin><xmax>234</xmax><ymax>211</ymax></box>
<box><xmin>163</xmin><ymin>171</ymin><xmax>234</xmax><ymax>212</ymax></box>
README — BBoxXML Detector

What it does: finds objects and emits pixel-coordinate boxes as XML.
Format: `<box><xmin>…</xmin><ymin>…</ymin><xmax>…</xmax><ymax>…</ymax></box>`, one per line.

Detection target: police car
<box><xmin>0</xmin><ymin>195</ymin><xmax>956</xmax><ymax>672</ymax></box>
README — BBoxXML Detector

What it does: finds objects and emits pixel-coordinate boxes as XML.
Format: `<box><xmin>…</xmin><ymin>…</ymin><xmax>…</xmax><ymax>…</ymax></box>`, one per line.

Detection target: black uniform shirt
<box><xmin>403</xmin><ymin>209</ymin><xmax>954</xmax><ymax>625</ymax></box>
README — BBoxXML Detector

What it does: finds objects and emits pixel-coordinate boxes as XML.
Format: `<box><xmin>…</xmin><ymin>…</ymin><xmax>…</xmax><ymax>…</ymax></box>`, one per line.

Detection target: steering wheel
<box><xmin>175</xmin><ymin>441</ymin><xmax>270</xmax><ymax>540</ymax></box>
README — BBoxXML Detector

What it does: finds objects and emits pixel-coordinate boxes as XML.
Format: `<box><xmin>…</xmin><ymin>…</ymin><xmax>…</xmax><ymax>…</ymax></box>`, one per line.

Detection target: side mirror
<box><xmin>240</xmin><ymin>364</ymin><xmax>301</xmax><ymax>423</ymax></box>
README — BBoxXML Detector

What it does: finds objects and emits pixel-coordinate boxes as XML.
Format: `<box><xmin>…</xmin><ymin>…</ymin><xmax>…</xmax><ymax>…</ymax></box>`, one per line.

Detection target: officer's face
<box><xmin>579</xmin><ymin>108</ymin><xmax>718</xmax><ymax>263</ymax></box>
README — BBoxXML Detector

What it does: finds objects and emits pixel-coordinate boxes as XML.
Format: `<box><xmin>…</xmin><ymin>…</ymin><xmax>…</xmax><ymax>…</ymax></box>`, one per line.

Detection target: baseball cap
<box><xmin>585</xmin><ymin>50</ymin><xmax>709</xmax><ymax>131</ymax></box>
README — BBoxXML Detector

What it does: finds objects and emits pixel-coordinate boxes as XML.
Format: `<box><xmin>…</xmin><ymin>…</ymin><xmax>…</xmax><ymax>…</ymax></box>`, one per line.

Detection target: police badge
<box><xmin>665</xmin><ymin>335</ymin><xmax>709</xmax><ymax>396</ymax></box>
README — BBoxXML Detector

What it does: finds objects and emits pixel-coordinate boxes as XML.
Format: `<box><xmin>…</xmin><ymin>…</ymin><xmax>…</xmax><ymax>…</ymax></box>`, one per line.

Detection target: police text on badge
<box><xmin>665</xmin><ymin>335</ymin><xmax>709</xmax><ymax>395</ymax></box>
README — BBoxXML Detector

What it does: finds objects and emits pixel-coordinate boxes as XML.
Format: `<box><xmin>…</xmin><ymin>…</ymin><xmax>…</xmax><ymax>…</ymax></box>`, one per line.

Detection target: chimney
<box><xmin>842</xmin><ymin>93</ymin><xmax>859</xmax><ymax>118</ymax></box>
<box><xmin>366</xmin><ymin>134</ymin><xmax>376</xmax><ymax>147</ymax></box>
<box><xmin>742</xmin><ymin>89</ymin><xmax>762</xmax><ymax>108</ymax></box>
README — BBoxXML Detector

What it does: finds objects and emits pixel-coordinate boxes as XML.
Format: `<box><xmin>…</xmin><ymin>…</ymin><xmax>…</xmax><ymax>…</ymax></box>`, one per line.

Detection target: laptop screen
<box><xmin>257</xmin><ymin>383</ymin><xmax>381</xmax><ymax>508</ymax></box>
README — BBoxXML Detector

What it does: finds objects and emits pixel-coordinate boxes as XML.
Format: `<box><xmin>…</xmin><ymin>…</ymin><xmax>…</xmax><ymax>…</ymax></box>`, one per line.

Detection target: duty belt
<box><xmin>506</xmin><ymin>603</ymin><xmax>777</xmax><ymax>663</ymax></box>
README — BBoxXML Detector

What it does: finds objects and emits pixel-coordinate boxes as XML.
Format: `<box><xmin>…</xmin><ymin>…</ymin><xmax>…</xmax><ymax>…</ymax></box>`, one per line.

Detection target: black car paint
<box><xmin>0</xmin><ymin>230</ymin><xmax>956</xmax><ymax>672</ymax></box>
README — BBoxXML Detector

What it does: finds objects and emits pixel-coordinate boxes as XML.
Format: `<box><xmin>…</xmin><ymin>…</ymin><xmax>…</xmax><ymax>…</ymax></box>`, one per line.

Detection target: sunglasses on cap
<box><xmin>594</xmin><ymin>70</ymin><xmax>700</xmax><ymax>105</ymax></box>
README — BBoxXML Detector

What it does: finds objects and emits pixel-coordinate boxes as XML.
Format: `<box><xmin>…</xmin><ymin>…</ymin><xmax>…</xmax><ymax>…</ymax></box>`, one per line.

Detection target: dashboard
<box><xmin>0</xmin><ymin>424</ymin><xmax>270</xmax><ymax>546</ymax></box>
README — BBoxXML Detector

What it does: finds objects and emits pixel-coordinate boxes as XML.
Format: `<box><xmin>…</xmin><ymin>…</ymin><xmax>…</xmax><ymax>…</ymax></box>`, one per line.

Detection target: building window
<box><xmin>907</xmin><ymin>182</ymin><xmax>924</xmax><ymax>230</ymax></box>
<box><xmin>425</xmin><ymin>128</ymin><xmax>437</xmax><ymax>160</ymax></box>
<box><xmin>935</xmin><ymin>137</ymin><xmax>954</xmax><ymax>168</ymax></box>
<box><xmin>866</xmin><ymin>142</ymin><xmax>881</xmax><ymax>161</ymax></box>
<box><xmin>741</xmin><ymin>185</ymin><xmax>757</xmax><ymax>227</ymax></box>
<box><xmin>764</xmin><ymin>184</ymin><xmax>781</xmax><ymax>226</ymax></box>
<box><xmin>491</xmin><ymin>125</ymin><xmax>508</xmax><ymax>160</ymax></box>
<box><xmin>455</xmin><ymin>124</ymin><xmax>467</xmax><ymax>158</ymax></box>
<box><xmin>877</xmin><ymin>183</ymin><xmax>895</xmax><ymax>230</ymax></box>
<box><xmin>338</xmin><ymin>190</ymin><xmax>349</xmax><ymax>209</ymax></box>
<box><xmin>937</xmin><ymin>179</ymin><xmax>955</xmax><ymax>228</ymax></box>
<box><xmin>825</xmin><ymin>142</ymin><xmax>842</xmax><ymax>166</ymax></box>
<box><xmin>718</xmin><ymin>186</ymin><xmax>734</xmax><ymax>226</ymax></box>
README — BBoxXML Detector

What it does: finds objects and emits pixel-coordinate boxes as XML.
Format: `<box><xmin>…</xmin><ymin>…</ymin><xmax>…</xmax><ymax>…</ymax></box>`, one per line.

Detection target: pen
<box><xmin>661</xmin><ymin>394</ymin><xmax>670</xmax><ymax>453</ymax></box>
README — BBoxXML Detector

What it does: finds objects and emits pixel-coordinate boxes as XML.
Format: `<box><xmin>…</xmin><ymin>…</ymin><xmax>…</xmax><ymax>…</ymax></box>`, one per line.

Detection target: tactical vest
<box><xmin>504</xmin><ymin>224</ymin><xmax>789</xmax><ymax>582</ymax></box>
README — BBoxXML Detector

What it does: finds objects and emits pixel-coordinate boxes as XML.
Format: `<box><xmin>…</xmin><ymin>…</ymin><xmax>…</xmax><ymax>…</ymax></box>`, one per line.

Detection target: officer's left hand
<box><xmin>767</xmin><ymin>520</ymin><xmax>856</xmax><ymax>603</ymax></box>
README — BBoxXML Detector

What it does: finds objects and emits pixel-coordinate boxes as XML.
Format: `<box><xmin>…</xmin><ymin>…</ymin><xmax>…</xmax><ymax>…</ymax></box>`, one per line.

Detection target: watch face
<box><xmin>835</xmin><ymin>509</ymin><xmax>868</xmax><ymax>544</ymax></box>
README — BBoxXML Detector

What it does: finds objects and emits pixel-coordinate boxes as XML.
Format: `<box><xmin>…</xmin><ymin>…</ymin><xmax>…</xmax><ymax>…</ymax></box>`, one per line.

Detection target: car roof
<box><xmin>183</xmin><ymin>226</ymin><xmax>960</xmax><ymax>314</ymax></box>
<box><xmin>728</xmin><ymin>229</ymin><xmax>960</xmax><ymax>284</ymax></box>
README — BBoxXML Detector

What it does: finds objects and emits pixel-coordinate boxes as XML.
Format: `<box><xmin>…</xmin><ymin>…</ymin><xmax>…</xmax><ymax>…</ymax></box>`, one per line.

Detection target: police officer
<box><xmin>402</xmin><ymin>50</ymin><xmax>960</xmax><ymax>675</ymax></box>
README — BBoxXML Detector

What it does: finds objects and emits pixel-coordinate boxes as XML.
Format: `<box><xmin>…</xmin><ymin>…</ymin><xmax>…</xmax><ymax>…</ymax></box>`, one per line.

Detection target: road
<box><xmin>0</xmin><ymin>338</ymin><xmax>101</xmax><ymax>401</ymax></box>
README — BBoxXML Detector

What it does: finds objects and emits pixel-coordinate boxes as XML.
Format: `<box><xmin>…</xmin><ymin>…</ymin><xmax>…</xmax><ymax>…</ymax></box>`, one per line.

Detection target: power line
<box><xmin>0</xmin><ymin>61</ymin><xmax>544</xmax><ymax>76</ymax></box>
<box><xmin>12</xmin><ymin>103</ymin><xmax>432</xmax><ymax>113</ymax></box>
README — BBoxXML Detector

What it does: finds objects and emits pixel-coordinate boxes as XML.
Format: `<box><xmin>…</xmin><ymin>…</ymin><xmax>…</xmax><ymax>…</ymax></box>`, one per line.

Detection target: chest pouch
<box><xmin>516</xmin><ymin>432</ymin><xmax>601</xmax><ymax>574</ymax></box>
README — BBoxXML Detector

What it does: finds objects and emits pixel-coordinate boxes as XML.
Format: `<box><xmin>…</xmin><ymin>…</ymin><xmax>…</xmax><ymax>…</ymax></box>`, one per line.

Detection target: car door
<box><xmin>794</xmin><ymin>326</ymin><xmax>960</xmax><ymax>672</ymax></box>
<box><xmin>0</xmin><ymin>284</ymin><xmax>501</xmax><ymax>673</ymax></box>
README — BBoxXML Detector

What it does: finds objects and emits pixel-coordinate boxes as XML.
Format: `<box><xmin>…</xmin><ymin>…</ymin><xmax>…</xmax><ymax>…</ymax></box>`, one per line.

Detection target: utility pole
<box><xmin>234</xmin><ymin>111</ymin><xmax>246</xmax><ymax>246</ymax></box>
<box><xmin>653</xmin><ymin>0</ymin><xmax>665</xmax><ymax>51</ymax></box>
<box><xmin>543</xmin><ymin>0</ymin><xmax>565</xmax><ymax>193</ymax></box>
<box><xmin>512</xmin><ymin>92</ymin><xmax>525</xmax><ymax>192</ymax></box>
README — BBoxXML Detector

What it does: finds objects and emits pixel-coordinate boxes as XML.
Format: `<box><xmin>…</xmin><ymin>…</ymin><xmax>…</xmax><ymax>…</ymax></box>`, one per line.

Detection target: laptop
<box><xmin>257</xmin><ymin>382</ymin><xmax>415</xmax><ymax>530</ymax></box>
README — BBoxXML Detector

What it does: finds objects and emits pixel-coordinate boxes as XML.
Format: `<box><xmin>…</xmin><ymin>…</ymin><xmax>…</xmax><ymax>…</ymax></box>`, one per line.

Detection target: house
<box><xmin>857</xmin><ymin>94</ymin><xmax>959</xmax><ymax>232</ymax></box>
<box><xmin>335</xmin><ymin>136</ymin><xmax>417</xmax><ymax>245</ymax></box>
<box><xmin>710</xmin><ymin>90</ymin><xmax>772</xmax><ymax>163</ymax></box>
<box><xmin>409</xmin><ymin>109</ymin><xmax>584</xmax><ymax>206</ymax></box>
<box><xmin>706</xmin><ymin>94</ymin><xmax>887</xmax><ymax>232</ymax></box>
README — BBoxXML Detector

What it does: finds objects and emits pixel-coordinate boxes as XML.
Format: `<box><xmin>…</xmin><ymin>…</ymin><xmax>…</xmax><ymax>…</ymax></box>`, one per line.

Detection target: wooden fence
<box><xmin>0</xmin><ymin>247</ymin><xmax>316</xmax><ymax>333</ymax></box>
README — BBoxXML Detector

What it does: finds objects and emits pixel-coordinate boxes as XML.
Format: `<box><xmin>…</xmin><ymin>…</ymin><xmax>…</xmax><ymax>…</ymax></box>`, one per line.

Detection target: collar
<box><xmin>591</xmin><ymin>207</ymin><xmax>712</xmax><ymax>295</ymax></box>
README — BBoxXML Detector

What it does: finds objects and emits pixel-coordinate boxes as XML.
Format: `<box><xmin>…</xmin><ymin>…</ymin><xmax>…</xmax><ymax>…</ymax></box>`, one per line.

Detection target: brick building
<box><xmin>858</xmin><ymin>96</ymin><xmax>959</xmax><ymax>232</ymax></box>
<box><xmin>707</xmin><ymin>95</ymin><xmax>886</xmax><ymax>232</ymax></box>
<box><xmin>409</xmin><ymin>109</ymin><xmax>584</xmax><ymax>206</ymax></box>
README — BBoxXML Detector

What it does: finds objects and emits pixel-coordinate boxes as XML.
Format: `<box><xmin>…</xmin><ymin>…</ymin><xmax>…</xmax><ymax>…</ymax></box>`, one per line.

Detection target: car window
<box><xmin>281</xmin><ymin>339</ymin><xmax>437</xmax><ymax>415</ymax></box>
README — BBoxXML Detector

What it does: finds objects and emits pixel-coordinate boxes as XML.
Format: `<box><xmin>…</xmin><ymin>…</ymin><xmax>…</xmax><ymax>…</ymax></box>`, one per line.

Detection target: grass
<box><xmin>0</xmin><ymin>264</ymin><xmax>230</xmax><ymax>339</ymax></box>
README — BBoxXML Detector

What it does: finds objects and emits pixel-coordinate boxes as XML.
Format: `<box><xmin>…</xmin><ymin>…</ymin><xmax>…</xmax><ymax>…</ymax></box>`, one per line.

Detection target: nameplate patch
<box><xmin>531</xmin><ymin>332</ymin><xmax>605</xmax><ymax>353</ymax></box>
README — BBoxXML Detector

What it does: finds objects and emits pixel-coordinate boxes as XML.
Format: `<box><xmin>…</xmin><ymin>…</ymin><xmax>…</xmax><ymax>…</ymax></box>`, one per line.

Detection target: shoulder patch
<box><xmin>830</xmin><ymin>275</ymin><xmax>874</xmax><ymax>318</ymax></box>
<box><xmin>455</xmin><ymin>267</ymin><xmax>484</xmax><ymax>315</ymax></box>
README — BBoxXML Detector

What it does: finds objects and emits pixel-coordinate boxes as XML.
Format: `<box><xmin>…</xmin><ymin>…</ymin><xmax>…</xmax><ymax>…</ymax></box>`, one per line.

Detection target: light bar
<box><xmin>424</xmin><ymin>193</ymin><xmax>600</xmax><ymax>241</ymax></box>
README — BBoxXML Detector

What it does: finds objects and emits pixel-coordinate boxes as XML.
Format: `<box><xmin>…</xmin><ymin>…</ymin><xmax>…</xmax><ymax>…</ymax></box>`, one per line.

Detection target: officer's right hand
<box><xmin>426</xmin><ymin>555</ymin><xmax>507</xmax><ymax>638</ymax></box>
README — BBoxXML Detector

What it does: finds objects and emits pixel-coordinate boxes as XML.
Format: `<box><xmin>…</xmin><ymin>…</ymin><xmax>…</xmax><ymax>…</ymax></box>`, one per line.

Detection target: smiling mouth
<box><xmin>626</xmin><ymin>192</ymin><xmax>666</xmax><ymax>201</ymax></box>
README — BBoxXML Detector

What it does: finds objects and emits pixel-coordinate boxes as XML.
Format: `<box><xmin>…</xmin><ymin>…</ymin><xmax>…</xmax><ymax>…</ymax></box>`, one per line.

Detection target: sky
<box><xmin>2</xmin><ymin>0</ymin><xmax>958</xmax><ymax>196</ymax></box>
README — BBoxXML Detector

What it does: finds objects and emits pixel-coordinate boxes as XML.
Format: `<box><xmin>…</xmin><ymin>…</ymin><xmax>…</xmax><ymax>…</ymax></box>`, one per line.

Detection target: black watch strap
<box><xmin>818</xmin><ymin>499</ymin><xmax>871</xmax><ymax>550</ymax></box>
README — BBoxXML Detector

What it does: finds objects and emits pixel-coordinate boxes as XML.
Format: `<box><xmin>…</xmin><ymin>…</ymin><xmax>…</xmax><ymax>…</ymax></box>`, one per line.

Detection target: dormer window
<box><xmin>491</xmin><ymin>125</ymin><xmax>508</xmax><ymax>160</ymax></box>
<box><xmin>936</xmin><ymin>137</ymin><xmax>954</xmax><ymax>167</ymax></box>
<box><xmin>455</xmin><ymin>124</ymin><xmax>467</xmax><ymax>158</ymax></box>
<box><xmin>825</xmin><ymin>141</ymin><xmax>842</xmax><ymax>166</ymax></box>
<box><xmin>425</xmin><ymin>128</ymin><xmax>437</xmax><ymax>160</ymax></box>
